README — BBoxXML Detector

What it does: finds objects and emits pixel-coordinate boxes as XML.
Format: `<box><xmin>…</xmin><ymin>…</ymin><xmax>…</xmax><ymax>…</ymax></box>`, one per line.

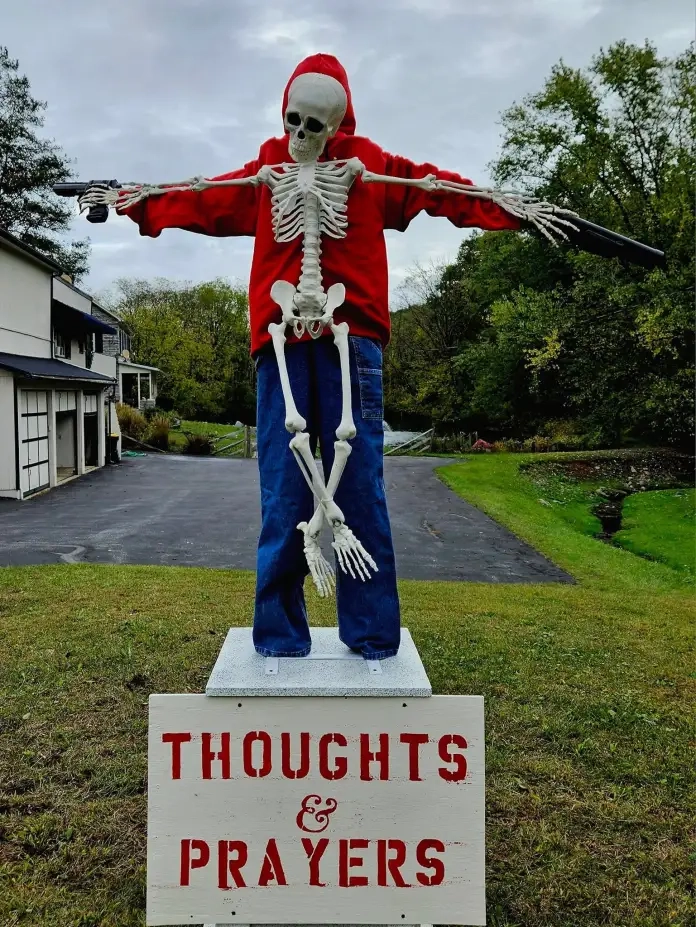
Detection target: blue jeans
<box><xmin>253</xmin><ymin>335</ymin><xmax>401</xmax><ymax>660</ymax></box>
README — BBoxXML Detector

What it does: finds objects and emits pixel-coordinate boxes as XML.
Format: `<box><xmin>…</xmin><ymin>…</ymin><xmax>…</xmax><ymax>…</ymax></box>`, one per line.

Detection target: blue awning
<box><xmin>0</xmin><ymin>352</ymin><xmax>115</xmax><ymax>383</ymax></box>
<box><xmin>52</xmin><ymin>300</ymin><xmax>117</xmax><ymax>335</ymax></box>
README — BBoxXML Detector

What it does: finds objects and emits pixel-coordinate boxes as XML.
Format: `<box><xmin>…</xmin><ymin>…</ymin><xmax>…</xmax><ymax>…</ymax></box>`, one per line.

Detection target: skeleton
<box><xmin>78</xmin><ymin>73</ymin><xmax>581</xmax><ymax>597</ymax></box>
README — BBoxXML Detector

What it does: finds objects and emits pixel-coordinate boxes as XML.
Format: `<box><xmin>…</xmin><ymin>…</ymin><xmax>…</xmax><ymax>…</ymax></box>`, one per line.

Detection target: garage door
<box><xmin>20</xmin><ymin>389</ymin><xmax>49</xmax><ymax>496</ymax></box>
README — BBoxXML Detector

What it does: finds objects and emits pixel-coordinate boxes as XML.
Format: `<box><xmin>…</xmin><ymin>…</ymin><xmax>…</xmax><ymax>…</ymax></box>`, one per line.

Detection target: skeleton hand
<box><xmin>254</xmin><ymin>165</ymin><xmax>271</xmax><ymax>186</ymax></box>
<box><xmin>77</xmin><ymin>182</ymin><xmax>122</xmax><ymax>212</ymax></box>
<box><xmin>345</xmin><ymin>158</ymin><xmax>366</xmax><ymax>180</ymax></box>
<box><xmin>297</xmin><ymin>520</ymin><xmax>335</xmax><ymax>598</ymax></box>
<box><xmin>492</xmin><ymin>195</ymin><xmax>580</xmax><ymax>245</ymax></box>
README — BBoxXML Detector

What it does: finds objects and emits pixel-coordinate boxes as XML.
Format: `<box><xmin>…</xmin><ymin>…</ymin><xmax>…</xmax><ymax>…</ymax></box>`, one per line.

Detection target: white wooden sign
<box><xmin>147</xmin><ymin>694</ymin><xmax>485</xmax><ymax>926</ymax></box>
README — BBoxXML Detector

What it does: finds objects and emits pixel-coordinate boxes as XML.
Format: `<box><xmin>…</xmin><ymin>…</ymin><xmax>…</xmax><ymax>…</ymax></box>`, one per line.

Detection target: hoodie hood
<box><xmin>282</xmin><ymin>54</ymin><xmax>356</xmax><ymax>137</ymax></box>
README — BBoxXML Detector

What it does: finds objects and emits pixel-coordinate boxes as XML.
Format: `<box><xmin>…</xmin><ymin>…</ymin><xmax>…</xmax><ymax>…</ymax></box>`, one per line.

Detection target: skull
<box><xmin>284</xmin><ymin>72</ymin><xmax>347</xmax><ymax>163</ymax></box>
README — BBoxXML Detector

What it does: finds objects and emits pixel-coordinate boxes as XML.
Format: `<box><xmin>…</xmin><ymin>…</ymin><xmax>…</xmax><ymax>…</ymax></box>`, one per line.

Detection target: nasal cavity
<box><xmin>298</xmin><ymin>130</ymin><xmax>305</xmax><ymax>140</ymax></box>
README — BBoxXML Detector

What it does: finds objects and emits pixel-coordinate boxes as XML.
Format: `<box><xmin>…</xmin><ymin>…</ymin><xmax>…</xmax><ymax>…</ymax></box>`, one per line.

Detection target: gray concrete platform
<box><xmin>0</xmin><ymin>454</ymin><xmax>572</xmax><ymax>583</ymax></box>
<box><xmin>206</xmin><ymin>627</ymin><xmax>432</xmax><ymax>697</ymax></box>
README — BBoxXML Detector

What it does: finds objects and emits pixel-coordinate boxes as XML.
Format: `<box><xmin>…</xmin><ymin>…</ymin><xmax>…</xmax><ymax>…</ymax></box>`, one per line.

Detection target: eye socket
<box><xmin>286</xmin><ymin>111</ymin><xmax>301</xmax><ymax>126</ymax></box>
<box><xmin>306</xmin><ymin>117</ymin><xmax>325</xmax><ymax>134</ymax></box>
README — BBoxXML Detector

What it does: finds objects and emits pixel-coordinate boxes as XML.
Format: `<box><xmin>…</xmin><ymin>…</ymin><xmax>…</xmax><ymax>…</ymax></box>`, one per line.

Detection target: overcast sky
<box><xmin>3</xmin><ymin>0</ymin><xmax>693</xmax><ymax>302</ymax></box>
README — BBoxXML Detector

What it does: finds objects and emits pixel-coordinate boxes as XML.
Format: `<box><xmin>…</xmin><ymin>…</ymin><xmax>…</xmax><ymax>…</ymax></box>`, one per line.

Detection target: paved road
<box><xmin>0</xmin><ymin>455</ymin><xmax>572</xmax><ymax>583</ymax></box>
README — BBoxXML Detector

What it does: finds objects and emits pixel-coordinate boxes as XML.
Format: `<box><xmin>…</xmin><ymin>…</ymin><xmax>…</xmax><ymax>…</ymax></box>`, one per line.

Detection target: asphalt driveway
<box><xmin>0</xmin><ymin>455</ymin><xmax>571</xmax><ymax>583</ymax></box>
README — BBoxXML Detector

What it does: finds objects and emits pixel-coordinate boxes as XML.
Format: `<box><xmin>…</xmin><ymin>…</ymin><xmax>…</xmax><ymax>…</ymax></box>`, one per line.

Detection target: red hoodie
<box><xmin>120</xmin><ymin>54</ymin><xmax>519</xmax><ymax>355</ymax></box>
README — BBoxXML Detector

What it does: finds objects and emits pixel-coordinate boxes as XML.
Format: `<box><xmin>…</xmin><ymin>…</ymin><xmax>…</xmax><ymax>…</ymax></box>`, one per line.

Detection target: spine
<box><xmin>295</xmin><ymin>193</ymin><xmax>325</xmax><ymax>316</ymax></box>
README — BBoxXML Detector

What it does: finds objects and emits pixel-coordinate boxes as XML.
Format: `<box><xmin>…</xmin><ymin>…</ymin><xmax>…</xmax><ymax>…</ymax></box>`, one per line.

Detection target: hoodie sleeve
<box><xmin>381</xmin><ymin>152</ymin><xmax>521</xmax><ymax>233</ymax></box>
<box><xmin>118</xmin><ymin>153</ymin><xmax>262</xmax><ymax>238</ymax></box>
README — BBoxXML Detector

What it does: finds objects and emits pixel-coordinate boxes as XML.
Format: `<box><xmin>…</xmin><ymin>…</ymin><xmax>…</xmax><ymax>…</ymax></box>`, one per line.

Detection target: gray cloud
<box><xmin>2</xmin><ymin>0</ymin><xmax>693</xmax><ymax>299</ymax></box>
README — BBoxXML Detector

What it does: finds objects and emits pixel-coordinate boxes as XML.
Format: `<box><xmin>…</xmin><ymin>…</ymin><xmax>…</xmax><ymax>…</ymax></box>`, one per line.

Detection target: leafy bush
<box><xmin>144</xmin><ymin>406</ymin><xmax>176</xmax><ymax>423</ymax></box>
<box><xmin>148</xmin><ymin>415</ymin><xmax>171</xmax><ymax>451</ymax></box>
<box><xmin>431</xmin><ymin>432</ymin><xmax>477</xmax><ymax>454</ymax></box>
<box><xmin>522</xmin><ymin>435</ymin><xmax>554</xmax><ymax>453</ymax></box>
<box><xmin>471</xmin><ymin>439</ymin><xmax>494</xmax><ymax>453</ymax></box>
<box><xmin>182</xmin><ymin>433</ymin><xmax>214</xmax><ymax>456</ymax></box>
<box><xmin>116</xmin><ymin>403</ymin><xmax>148</xmax><ymax>440</ymax></box>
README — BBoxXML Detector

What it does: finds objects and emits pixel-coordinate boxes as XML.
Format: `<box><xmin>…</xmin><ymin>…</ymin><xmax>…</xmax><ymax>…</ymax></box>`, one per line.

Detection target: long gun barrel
<box><xmin>53</xmin><ymin>179</ymin><xmax>121</xmax><ymax>223</ymax></box>
<box><xmin>562</xmin><ymin>215</ymin><xmax>666</xmax><ymax>270</ymax></box>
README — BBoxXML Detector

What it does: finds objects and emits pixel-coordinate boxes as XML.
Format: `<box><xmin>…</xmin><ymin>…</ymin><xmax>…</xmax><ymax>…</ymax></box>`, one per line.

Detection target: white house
<box><xmin>0</xmin><ymin>227</ymin><xmax>121</xmax><ymax>499</ymax></box>
<box><xmin>90</xmin><ymin>301</ymin><xmax>158</xmax><ymax>409</ymax></box>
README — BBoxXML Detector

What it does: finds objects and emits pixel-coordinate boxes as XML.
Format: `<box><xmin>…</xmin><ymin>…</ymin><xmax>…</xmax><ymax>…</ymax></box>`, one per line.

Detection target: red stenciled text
<box><xmin>162</xmin><ymin>731</ymin><xmax>468</xmax><ymax>782</ymax></box>
<box><xmin>179</xmin><ymin>837</ymin><xmax>447</xmax><ymax>890</ymax></box>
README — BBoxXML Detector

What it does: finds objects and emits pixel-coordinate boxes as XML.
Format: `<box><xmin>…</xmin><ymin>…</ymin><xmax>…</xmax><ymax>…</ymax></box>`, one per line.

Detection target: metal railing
<box><xmin>211</xmin><ymin>425</ymin><xmax>433</xmax><ymax>459</ymax></box>
<box><xmin>213</xmin><ymin>425</ymin><xmax>257</xmax><ymax>458</ymax></box>
<box><xmin>384</xmin><ymin>428</ymin><xmax>434</xmax><ymax>456</ymax></box>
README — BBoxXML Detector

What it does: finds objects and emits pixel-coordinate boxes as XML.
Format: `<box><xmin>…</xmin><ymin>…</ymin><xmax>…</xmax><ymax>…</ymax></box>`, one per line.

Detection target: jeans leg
<box><xmin>315</xmin><ymin>335</ymin><xmax>401</xmax><ymax>659</ymax></box>
<box><xmin>253</xmin><ymin>342</ymin><xmax>315</xmax><ymax>657</ymax></box>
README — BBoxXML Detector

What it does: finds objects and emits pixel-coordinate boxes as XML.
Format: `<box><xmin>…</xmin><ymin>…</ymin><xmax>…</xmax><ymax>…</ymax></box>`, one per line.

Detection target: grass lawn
<box><xmin>615</xmin><ymin>489</ymin><xmax>695</xmax><ymax>576</ymax></box>
<box><xmin>0</xmin><ymin>452</ymin><xmax>694</xmax><ymax>926</ymax></box>
<box><xmin>439</xmin><ymin>451</ymin><xmax>694</xmax><ymax>593</ymax></box>
<box><xmin>167</xmin><ymin>420</ymin><xmax>244</xmax><ymax>455</ymax></box>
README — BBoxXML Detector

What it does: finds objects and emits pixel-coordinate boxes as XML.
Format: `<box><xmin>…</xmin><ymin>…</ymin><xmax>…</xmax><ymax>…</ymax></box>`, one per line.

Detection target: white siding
<box><xmin>0</xmin><ymin>248</ymin><xmax>52</xmax><ymax>358</ymax></box>
<box><xmin>90</xmin><ymin>353</ymin><xmax>117</xmax><ymax>378</ymax></box>
<box><xmin>67</xmin><ymin>336</ymin><xmax>87</xmax><ymax>368</ymax></box>
<box><xmin>0</xmin><ymin>371</ymin><xmax>17</xmax><ymax>492</ymax></box>
<box><xmin>52</xmin><ymin>277</ymin><xmax>91</xmax><ymax>313</ymax></box>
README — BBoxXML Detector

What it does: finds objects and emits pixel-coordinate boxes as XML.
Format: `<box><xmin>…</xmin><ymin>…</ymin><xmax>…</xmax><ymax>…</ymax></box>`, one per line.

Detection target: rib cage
<box><xmin>266</xmin><ymin>160</ymin><xmax>356</xmax><ymax>318</ymax></box>
<box><xmin>269</xmin><ymin>161</ymin><xmax>352</xmax><ymax>243</ymax></box>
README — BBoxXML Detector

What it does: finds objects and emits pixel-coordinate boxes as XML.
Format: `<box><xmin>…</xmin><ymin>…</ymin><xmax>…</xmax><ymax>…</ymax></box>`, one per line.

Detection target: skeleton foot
<box><xmin>331</xmin><ymin>523</ymin><xmax>378</xmax><ymax>582</ymax></box>
<box><xmin>297</xmin><ymin>520</ymin><xmax>335</xmax><ymax>597</ymax></box>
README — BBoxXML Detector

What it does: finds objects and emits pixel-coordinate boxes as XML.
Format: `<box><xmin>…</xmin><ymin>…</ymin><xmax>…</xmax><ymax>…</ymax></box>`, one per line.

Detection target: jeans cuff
<box><xmin>339</xmin><ymin>636</ymin><xmax>399</xmax><ymax>661</ymax></box>
<box><xmin>361</xmin><ymin>647</ymin><xmax>399</xmax><ymax>660</ymax></box>
<box><xmin>254</xmin><ymin>645</ymin><xmax>311</xmax><ymax>658</ymax></box>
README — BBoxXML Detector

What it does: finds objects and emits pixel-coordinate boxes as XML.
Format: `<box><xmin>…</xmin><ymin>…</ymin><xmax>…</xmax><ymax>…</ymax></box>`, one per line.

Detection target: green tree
<box><xmin>110</xmin><ymin>278</ymin><xmax>255</xmax><ymax>423</ymax></box>
<box><xmin>490</xmin><ymin>40</ymin><xmax>694</xmax><ymax>445</ymax></box>
<box><xmin>387</xmin><ymin>41</ymin><xmax>694</xmax><ymax>448</ymax></box>
<box><xmin>0</xmin><ymin>47</ymin><xmax>89</xmax><ymax>279</ymax></box>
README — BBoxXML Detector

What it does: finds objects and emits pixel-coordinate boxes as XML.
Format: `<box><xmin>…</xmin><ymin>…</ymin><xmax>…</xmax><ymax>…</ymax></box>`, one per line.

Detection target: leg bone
<box><xmin>330</xmin><ymin>321</ymin><xmax>356</xmax><ymax>440</ymax></box>
<box><xmin>268</xmin><ymin>321</ymin><xmax>306</xmax><ymax>433</ymax></box>
<box><xmin>289</xmin><ymin>433</ymin><xmax>344</xmax><ymax>525</ymax></box>
<box><xmin>289</xmin><ymin>433</ymin><xmax>341</xmax><ymax>597</ymax></box>
<box><xmin>290</xmin><ymin>434</ymin><xmax>376</xmax><ymax>582</ymax></box>
<box><xmin>303</xmin><ymin>438</ymin><xmax>353</xmax><ymax>541</ymax></box>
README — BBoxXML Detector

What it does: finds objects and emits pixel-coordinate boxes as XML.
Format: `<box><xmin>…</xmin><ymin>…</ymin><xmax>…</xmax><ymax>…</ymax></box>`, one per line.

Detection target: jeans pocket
<box><xmin>351</xmin><ymin>336</ymin><xmax>383</xmax><ymax>421</ymax></box>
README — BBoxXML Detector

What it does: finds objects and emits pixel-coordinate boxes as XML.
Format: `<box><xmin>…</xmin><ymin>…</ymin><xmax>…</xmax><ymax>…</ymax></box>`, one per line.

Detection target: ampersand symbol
<box><xmin>296</xmin><ymin>794</ymin><xmax>338</xmax><ymax>833</ymax></box>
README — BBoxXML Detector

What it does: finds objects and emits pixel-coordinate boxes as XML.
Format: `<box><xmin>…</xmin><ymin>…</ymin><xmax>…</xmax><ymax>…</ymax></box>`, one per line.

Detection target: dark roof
<box><xmin>52</xmin><ymin>300</ymin><xmax>116</xmax><ymax>335</ymax></box>
<box><xmin>0</xmin><ymin>226</ymin><xmax>64</xmax><ymax>274</ymax></box>
<box><xmin>0</xmin><ymin>353</ymin><xmax>115</xmax><ymax>383</ymax></box>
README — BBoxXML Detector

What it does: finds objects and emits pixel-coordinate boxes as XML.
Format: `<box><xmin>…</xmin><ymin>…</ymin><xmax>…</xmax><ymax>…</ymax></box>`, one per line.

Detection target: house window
<box><xmin>139</xmin><ymin>373</ymin><xmax>151</xmax><ymax>401</ymax></box>
<box><xmin>94</xmin><ymin>332</ymin><xmax>104</xmax><ymax>353</ymax></box>
<box><xmin>121</xmin><ymin>373</ymin><xmax>139</xmax><ymax>406</ymax></box>
<box><xmin>54</xmin><ymin>330</ymin><xmax>71</xmax><ymax>359</ymax></box>
<box><xmin>119</xmin><ymin>330</ymin><xmax>131</xmax><ymax>355</ymax></box>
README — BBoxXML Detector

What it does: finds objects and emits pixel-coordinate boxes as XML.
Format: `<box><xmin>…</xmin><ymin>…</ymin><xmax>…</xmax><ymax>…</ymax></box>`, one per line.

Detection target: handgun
<box><xmin>53</xmin><ymin>179</ymin><xmax>121</xmax><ymax>223</ymax></box>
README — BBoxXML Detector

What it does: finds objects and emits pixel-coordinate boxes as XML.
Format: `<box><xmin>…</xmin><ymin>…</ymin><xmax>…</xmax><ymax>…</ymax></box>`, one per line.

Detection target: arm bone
<box><xmin>360</xmin><ymin>169</ymin><xmax>580</xmax><ymax>245</ymax></box>
<box><xmin>78</xmin><ymin>166</ymin><xmax>282</xmax><ymax>212</ymax></box>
